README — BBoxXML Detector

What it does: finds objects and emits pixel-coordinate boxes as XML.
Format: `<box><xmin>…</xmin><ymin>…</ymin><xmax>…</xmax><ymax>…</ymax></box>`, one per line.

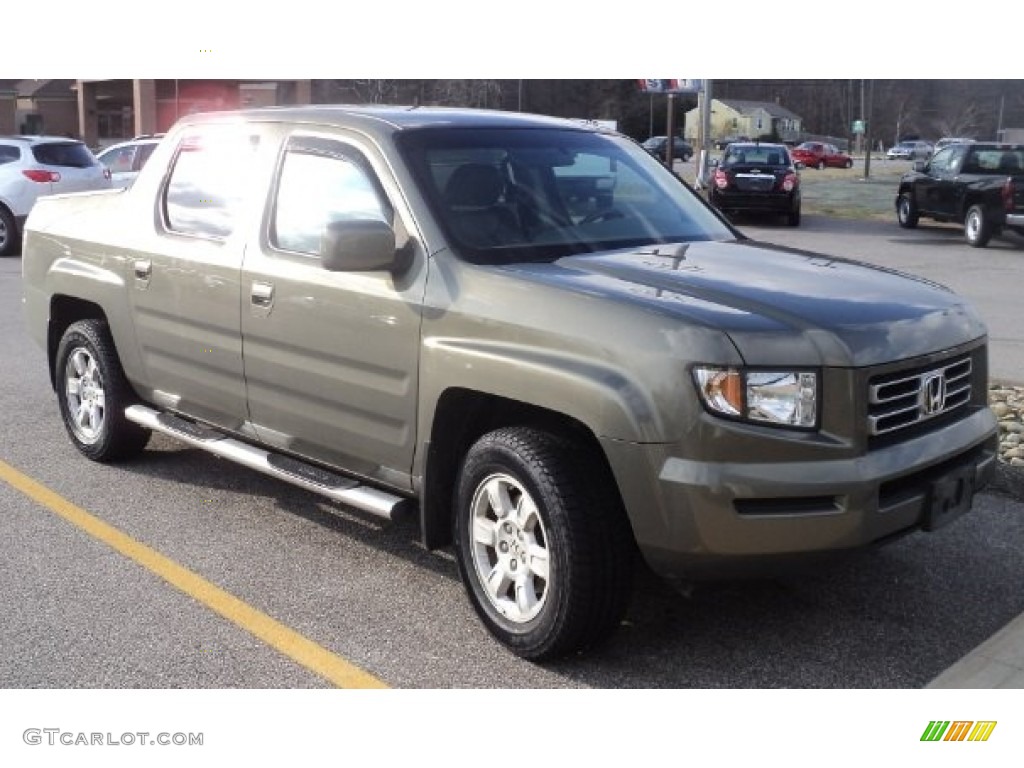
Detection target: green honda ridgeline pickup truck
<box><xmin>22</xmin><ymin>106</ymin><xmax>998</xmax><ymax>660</ymax></box>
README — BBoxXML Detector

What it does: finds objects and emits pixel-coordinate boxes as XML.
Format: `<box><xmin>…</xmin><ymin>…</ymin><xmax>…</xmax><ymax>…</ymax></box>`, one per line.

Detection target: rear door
<box><xmin>125</xmin><ymin>123</ymin><xmax>271</xmax><ymax>430</ymax></box>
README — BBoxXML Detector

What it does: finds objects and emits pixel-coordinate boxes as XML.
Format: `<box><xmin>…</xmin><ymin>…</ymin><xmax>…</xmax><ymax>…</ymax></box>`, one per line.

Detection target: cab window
<box><xmin>271</xmin><ymin>139</ymin><xmax>391</xmax><ymax>256</ymax></box>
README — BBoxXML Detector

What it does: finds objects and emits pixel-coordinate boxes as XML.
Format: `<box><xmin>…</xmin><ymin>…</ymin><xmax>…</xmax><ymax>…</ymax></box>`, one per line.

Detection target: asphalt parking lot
<box><xmin>2</xmin><ymin>197</ymin><xmax>1023</xmax><ymax>689</ymax></box>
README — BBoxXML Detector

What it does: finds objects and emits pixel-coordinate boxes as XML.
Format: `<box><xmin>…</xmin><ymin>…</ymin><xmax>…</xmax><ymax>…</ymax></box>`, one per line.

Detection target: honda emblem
<box><xmin>920</xmin><ymin>372</ymin><xmax>947</xmax><ymax>417</ymax></box>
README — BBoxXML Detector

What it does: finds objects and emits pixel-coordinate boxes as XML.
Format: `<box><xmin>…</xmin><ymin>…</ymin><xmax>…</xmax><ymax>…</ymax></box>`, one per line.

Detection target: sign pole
<box><xmin>665</xmin><ymin>93</ymin><xmax>676</xmax><ymax>168</ymax></box>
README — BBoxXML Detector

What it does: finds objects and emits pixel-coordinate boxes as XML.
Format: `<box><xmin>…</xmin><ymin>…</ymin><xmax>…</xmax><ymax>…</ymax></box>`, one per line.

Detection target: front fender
<box><xmin>417</xmin><ymin>336</ymin><xmax>663</xmax><ymax>445</ymax></box>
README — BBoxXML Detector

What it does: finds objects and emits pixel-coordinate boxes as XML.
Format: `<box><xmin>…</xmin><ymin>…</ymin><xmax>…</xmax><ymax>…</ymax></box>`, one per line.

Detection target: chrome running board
<box><xmin>124</xmin><ymin>404</ymin><xmax>410</xmax><ymax>521</ymax></box>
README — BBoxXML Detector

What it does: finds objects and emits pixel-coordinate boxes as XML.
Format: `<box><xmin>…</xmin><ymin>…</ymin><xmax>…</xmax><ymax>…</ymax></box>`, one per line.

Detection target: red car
<box><xmin>790</xmin><ymin>142</ymin><xmax>854</xmax><ymax>169</ymax></box>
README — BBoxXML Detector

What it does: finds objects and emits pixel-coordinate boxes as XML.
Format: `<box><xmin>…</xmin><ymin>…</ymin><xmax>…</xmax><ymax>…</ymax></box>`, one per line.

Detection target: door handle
<box><xmin>251</xmin><ymin>281</ymin><xmax>275</xmax><ymax>307</ymax></box>
<box><xmin>133</xmin><ymin>259</ymin><xmax>152</xmax><ymax>280</ymax></box>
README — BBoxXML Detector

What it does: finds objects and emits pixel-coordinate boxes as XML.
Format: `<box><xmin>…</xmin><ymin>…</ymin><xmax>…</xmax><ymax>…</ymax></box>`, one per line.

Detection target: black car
<box><xmin>641</xmin><ymin>135</ymin><xmax>693</xmax><ymax>163</ymax></box>
<box><xmin>709</xmin><ymin>142</ymin><xmax>801</xmax><ymax>226</ymax></box>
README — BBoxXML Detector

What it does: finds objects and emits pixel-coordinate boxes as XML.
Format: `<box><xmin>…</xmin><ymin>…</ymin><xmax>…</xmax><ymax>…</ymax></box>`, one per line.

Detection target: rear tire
<box><xmin>454</xmin><ymin>426</ymin><xmax>633</xmax><ymax>660</ymax></box>
<box><xmin>896</xmin><ymin>192</ymin><xmax>919</xmax><ymax>228</ymax></box>
<box><xmin>964</xmin><ymin>204</ymin><xmax>991</xmax><ymax>247</ymax></box>
<box><xmin>787</xmin><ymin>206</ymin><xmax>801</xmax><ymax>227</ymax></box>
<box><xmin>0</xmin><ymin>206</ymin><xmax>18</xmax><ymax>257</ymax></box>
<box><xmin>55</xmin><ymin>320</ymin><xmax>150</xmax><ymax>462</ymax></box>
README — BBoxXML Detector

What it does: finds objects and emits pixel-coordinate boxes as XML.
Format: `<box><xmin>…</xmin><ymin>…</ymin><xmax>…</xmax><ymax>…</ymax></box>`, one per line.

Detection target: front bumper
<box><xmin>1005</xmin><ymin>213</ymin><xmax>1024</xmax><ymax>227</ymax></box>
<box><xmin>602</xmin><ymin>406</ymin><xmax>998</xmax><ymax>580</ymax></box>
<box><xmin>710</xmin><ymin>189</ymin><xmax>798</xmax><ymax>214</ymax></box>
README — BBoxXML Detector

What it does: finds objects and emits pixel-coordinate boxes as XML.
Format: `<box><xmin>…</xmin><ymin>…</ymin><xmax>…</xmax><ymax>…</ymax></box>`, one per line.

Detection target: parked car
<box><xmin>933</xmin><ymin>137</ymin><xmax>975</xmax><ymax>152</ymax></box>
<box><xmin>0</xmin><ymin>135</ymin><xmax>112</xmax><ymax>256</ymax></box>
<box><xmin>790</xmin><ymin>141</ymin><xmax>853</xmax><ymax>169</ymax></box>
<box><xmin>896</xmin><ymin>142</ymin><xmax>1024</xmax><ymax>247</ymax></box>
<box><xmin>94</xmin><ymin>135</ymin><xmax>164</xmax><ymax>190</ymax></box>
<box><xmin>886</xmin><ymin>140</ymin><xmax>933</xmax><ymax>161</ymax></box>
<box><xmin>641</xmin><ymin>135</ymin><xmax>693</xmax><ymax>162</ymax></box>
<box><xmin>714</xmin><ymin>134</ymin><xmax>750</xmax><ymax>150</ymax></box>
<box><xmin>709</xmin><ymin>141</ymin><xmax>802</xmax><ymax>225</ymax></box>
<box><xmin>22</xmin><ymin>106</ymin><xmax>998</xmax><ymax>660</ymax></box>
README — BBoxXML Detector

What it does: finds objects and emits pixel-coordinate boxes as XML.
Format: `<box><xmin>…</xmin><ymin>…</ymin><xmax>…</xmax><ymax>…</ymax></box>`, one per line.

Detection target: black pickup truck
<box><xmin>896</xmin><ymin>142</ymin><xmax>1024</xmax><ymax>247</ymax></box>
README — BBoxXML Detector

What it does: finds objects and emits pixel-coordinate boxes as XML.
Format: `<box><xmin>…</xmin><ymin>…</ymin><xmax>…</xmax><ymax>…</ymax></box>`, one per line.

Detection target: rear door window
<box><xmin>163</xmin><ymin>127</ymin><xmax>262</xmax><ymax>239</ymax></box>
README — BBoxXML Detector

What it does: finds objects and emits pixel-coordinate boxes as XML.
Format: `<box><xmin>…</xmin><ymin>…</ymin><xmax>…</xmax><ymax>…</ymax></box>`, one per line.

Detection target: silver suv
<box><xmin>0</xmin><ymin>135</ymin><xmax>111</xmax><ymax>256</ymax></box>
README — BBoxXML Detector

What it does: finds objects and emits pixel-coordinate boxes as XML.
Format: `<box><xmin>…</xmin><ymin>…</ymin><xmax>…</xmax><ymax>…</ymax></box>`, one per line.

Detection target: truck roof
<box><xmin>176</xmin><ymin>104</ymin><xmax>603</xmax><ymax>136</ymax></box>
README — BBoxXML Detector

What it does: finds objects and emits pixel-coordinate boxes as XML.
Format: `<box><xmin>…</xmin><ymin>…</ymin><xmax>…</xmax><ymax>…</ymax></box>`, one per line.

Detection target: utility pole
<box><xmin>863</xmin><ymin>79</ymin><xmax>874</xmax><ymax>180</ymax></box>
<box><xmin>997</xmin><ymin>93</ymin><xmax>1005</xmax><ymax>141</ymax></box>
<box><xmin>858</xmin><ymin>79</ymin><xmax>865</xmax><ymax>154</ymax></box>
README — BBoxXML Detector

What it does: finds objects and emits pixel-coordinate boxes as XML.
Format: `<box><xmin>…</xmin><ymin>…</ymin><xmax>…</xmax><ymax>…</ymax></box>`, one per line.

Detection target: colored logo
<box><xmin>921</xmin><ymin>721</ymin><xmax>997</xmax><ymax>742</ymax></box>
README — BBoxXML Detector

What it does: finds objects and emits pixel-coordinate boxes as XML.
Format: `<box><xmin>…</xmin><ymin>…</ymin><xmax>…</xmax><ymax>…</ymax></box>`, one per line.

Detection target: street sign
<box><xmin>852</xmin><ymin>120</ymin><xmax>865</xmax><ymax>134</ymax></box>
<box><xmin>637</xmin><ymin>79</ymin><xmax>703</xmax><ymax>94</ymax></box>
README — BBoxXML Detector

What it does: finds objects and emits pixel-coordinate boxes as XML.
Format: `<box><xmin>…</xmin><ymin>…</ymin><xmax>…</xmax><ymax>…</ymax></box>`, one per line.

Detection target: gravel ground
<box><xmin>991</xmin><ymin>385</ymin><xmax>1024</xmax><ymax>502</ymax></box>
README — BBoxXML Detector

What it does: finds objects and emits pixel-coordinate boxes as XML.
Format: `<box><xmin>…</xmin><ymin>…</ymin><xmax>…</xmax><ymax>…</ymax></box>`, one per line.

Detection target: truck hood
<box><xmin>502</xmin><ymin>240</ymin><xmax>987</xmax><ymax>367</ymax></box>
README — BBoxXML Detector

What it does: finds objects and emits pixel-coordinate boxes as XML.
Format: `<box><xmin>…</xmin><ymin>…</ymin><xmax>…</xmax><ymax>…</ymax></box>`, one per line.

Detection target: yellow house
<box><xmin>685</xmin><ymin>98</ymin><xmax>803</xmax><ymax>144</ymax></box>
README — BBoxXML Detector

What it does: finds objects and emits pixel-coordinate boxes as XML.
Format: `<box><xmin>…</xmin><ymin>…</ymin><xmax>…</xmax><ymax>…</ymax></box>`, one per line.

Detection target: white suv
<box><xmin>0</xmin><ymin>136</ymin><xmax>112</xmax><ymax>256</ymax></box>
<box><xmin>94</xmin><ymin>135</ymin><xmax>163</xmax><ymax>190</ymax></box>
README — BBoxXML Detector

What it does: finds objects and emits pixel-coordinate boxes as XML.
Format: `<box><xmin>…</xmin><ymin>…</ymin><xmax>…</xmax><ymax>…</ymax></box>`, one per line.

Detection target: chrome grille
<box><xmin>867</xmin><ymin>355</ymin><xmax>972</xmax><ymax>437</ymax></box>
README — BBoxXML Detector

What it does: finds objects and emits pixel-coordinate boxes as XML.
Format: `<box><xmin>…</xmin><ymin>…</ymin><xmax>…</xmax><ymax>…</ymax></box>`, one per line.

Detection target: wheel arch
<box><xmin>47</xmin><ymin>296</ymin><xmax>109</xmax><ymax>390</ymax></box>
<box><xmin>419</xmin><ymin>387</ymin><xmax>630</xmax><ymax>551</ymax></box>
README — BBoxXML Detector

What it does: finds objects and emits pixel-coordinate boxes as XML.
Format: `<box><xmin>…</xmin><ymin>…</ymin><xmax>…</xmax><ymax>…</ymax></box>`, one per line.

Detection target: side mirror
<box><xmin>913</xmin><ymin>160</ymin><xmax>927</xmax><ymax>172</ymax></box>
<box><xmin>322</xmin><ymin>219</ymin><xmax>397</xmax><ymax>273</ymax></box>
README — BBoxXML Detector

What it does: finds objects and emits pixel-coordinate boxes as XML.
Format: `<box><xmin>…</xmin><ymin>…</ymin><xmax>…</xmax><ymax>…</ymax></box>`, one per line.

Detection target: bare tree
<box><xmin>933</xmin><ymin>101</ymin><xmax>986</xmax><ymax>138</ymax></box>
<box><xmin>426</xmin><ymin>80</ymin><xmax>504</xmax><ymax>108</ymax></box>
<box><xmin>349</xmin><ymin>79</ymin><xmax>403</xmax><ymax>104</ymax></box>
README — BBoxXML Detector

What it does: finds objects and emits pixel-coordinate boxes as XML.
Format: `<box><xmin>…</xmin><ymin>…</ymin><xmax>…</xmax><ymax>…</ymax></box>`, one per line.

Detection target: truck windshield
<box><xmin>398</xmin><ymin>127</ymin><xmax>734</xmax><ymax>264</ymax></box>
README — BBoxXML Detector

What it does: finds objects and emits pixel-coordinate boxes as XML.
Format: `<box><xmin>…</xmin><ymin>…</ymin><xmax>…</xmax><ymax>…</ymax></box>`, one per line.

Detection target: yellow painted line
<box><xmin>0</xmin><ymin>459</ymin><xmax>388</xmax><ymax>689</ymax></box>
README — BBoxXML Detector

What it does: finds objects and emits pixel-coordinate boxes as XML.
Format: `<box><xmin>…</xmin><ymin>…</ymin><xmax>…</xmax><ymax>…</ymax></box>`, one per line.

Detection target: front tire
<box><xmin>964</xmin><ymin>204</ymin><xmax>991</xmax><ymax>247</ymax></box>
<box><xmin>55</xmin><ymin>320</ymin><xmax>150</xmax><ymax>462</ymax></box>
<box><xmin>454</xmin><ymin>427</ymin><xmax>633</xmax><ymax>660</ymax></box>
<box><xmin>896</xmin><ymin>192</ymin><xmax>919</xmax><ymax>228</ymax></box>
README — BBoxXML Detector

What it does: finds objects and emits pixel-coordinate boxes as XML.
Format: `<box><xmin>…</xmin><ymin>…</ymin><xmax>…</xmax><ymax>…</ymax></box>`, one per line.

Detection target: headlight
<box><xmin>693</xmin><ymin>367</ymin><xmax>818</xmax><ymax>429</ymax></box>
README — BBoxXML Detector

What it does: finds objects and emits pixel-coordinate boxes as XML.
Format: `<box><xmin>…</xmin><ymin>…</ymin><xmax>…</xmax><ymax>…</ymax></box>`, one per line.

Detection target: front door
<box><xmin>240</xmin><ymin>132</ymin><xmax>426</xmax><ymax>489</ymax></box>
